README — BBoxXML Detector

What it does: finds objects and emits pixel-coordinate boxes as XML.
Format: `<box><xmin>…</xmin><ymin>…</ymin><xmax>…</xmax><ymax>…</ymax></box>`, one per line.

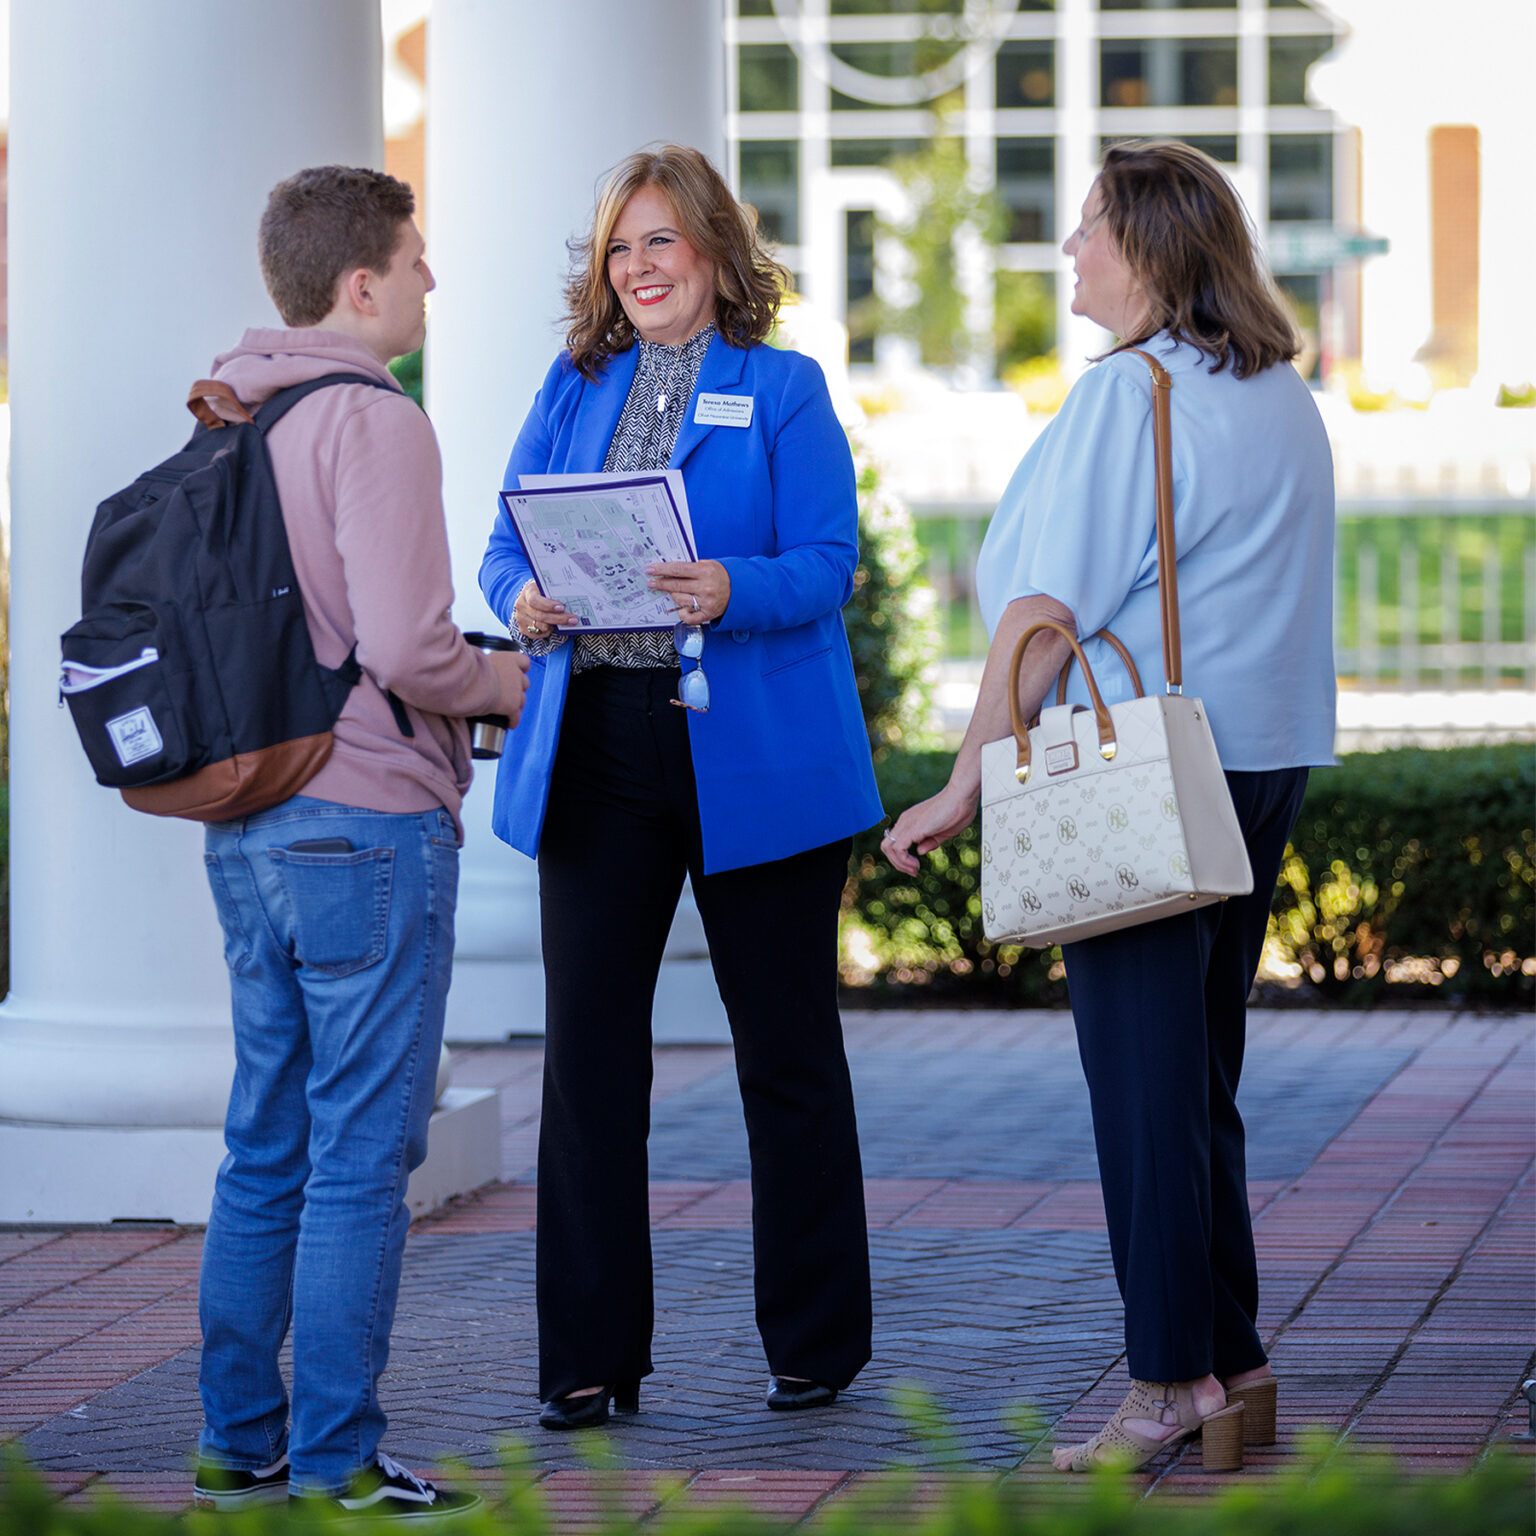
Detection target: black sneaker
<box><xmin>289</xmin><ymin>1452</ymin><xmax>483</xmax><ymax>1523</ymax></box>
<box><xmin>191</xmin><ymin>1451</ymin><xmax>290</xmax><ymax>1510</ymax></box>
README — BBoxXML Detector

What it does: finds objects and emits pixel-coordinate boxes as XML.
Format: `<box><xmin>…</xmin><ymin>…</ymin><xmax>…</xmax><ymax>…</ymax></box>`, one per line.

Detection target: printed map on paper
<box><xmin>501</xmin><ymin>474</ymin><xmax>695</xmax><ymax>632</ymax></box>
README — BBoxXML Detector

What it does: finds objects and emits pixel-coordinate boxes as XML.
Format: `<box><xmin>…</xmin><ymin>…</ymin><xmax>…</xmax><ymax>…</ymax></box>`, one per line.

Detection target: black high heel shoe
<box><xmin>538</xmin><ymin>1380</ymin><xmax>641</xmax><ymax>1431</ymax></box>
<box><xmin>765</xmin><ymin>1376</ymin><xmax>838</xmax><ymax>1411</ymax></box>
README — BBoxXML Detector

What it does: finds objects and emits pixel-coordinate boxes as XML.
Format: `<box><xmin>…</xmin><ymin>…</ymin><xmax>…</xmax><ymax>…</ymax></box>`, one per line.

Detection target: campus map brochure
<box><xmin>502</xmin><ymin>472</ymin><xmax>697</xmax><ymax>632</ymax></box>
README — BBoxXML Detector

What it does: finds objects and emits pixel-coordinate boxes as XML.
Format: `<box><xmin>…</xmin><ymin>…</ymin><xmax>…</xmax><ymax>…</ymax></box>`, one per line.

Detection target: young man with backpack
<box><xmin>188</xmin><ymin>166</ymin><xmax>528</xmax><ymax>1521</ymax></box>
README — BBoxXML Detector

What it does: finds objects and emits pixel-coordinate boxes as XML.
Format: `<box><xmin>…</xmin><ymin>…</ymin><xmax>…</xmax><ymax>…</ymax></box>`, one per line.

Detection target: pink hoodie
<box><xmin>211</xmin><ymin>327</ymin><xmax>507</xmax><ymax>830</ymax></box>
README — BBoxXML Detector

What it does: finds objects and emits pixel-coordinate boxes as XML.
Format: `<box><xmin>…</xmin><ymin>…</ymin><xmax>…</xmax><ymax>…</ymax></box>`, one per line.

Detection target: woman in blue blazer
<box><xmin>480</xmin><ymin>146</ymin><xmax>882</xmax><ymax>1431</ymax></box>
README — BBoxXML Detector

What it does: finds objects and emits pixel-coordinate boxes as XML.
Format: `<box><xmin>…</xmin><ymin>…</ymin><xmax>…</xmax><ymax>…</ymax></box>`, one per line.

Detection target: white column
<box><xmin>0</xmin><ymin>0</ymin><xmax>458</xmax><ymax>1222</ymax></box>
<box><xmin>428</xmin><ymin>0</ymin><xmax>731</xmax><ymax>1043</ymax></box>
<box><xmin>1055</xmin><ymin>0</ymin><xmax>1100</xmax><ymax>377</ymax></box>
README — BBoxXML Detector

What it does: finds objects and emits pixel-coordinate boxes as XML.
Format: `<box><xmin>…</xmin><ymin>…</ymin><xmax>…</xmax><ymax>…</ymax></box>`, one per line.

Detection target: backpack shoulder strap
<box><xmin>253</xmin><ymin>372</ymin><xmax>405</xmax><ymax>434</ymax></box>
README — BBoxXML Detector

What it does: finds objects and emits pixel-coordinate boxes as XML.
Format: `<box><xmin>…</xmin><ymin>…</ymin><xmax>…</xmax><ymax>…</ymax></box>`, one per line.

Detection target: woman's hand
<box><xmin>647</xmin><ymin>559</ymin><xmax>730</xmax><ymax>626</ymax></box>
<box><xmin>512</xmin><ymin>578</ymin><xmax>578</xmax><ymax>640</ymax></box>
<box><xmin>881</xmin><ymin>780</ymin><xmax>981</xmax><ymax>877</ymax></box>
<box><xmin>881</xmin><ymin>593</ymin><xmax>1076</xmax><ymax>877</ymax></box>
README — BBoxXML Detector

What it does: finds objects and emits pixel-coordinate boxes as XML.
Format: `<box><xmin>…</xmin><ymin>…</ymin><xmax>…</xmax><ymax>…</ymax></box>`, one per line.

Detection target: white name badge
<box><xmin>694</xmin><ymin>392</ymin><xmax>753</xmax><ymax>428</ymax></box>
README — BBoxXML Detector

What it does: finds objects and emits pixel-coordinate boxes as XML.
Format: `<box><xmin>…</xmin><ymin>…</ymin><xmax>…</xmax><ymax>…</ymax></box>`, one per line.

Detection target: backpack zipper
<box><xmin>59</xmin><ymin>647</ymin><xmax>160</xmax><ymax>698</ymax></box>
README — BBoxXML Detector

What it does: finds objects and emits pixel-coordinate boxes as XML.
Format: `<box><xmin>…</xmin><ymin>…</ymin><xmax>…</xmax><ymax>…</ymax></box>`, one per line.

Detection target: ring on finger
<box><xmin>690</xmin><ymin>595</ymin><xmax>701</xmax><ymax>613</ymax></box>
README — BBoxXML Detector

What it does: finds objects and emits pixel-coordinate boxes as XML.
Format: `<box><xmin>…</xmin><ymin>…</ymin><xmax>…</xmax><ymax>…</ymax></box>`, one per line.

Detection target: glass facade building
<box><xmin>727</xmin><ymin>0</ymin><xmax>1347</xmax><ymax>378</ymax></box>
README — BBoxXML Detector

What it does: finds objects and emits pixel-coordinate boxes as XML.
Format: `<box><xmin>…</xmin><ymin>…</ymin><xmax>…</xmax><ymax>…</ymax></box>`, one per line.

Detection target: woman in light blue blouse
<box><xmin>886</xmin><ymin>141</ymin><xmax>1335</xmax><ymax>1472</ymax></box>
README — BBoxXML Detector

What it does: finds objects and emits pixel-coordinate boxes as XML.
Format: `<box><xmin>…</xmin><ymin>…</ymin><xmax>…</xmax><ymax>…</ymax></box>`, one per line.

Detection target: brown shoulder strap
<box><xmin>186</xmin><ymin>378</ymin><xmax>255</xmax><ymax>430</ymax></box>
<box><xmin>1122</xmin><ymin>347</ymin><xmax>1180</xmax><ymax>691</ymax></box>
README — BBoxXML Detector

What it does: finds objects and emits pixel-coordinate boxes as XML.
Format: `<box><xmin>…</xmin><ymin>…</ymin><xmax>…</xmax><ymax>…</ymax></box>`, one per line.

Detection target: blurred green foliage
<box><xmin>993</xmin><ymin>270</ymin><xmax>1056</xmax><ymax>373</ymax></box>
<box><xmin>842</xmin><ymin>746</ymin><xmax>1068</xmax><ymax>1003</ymax></box>
<box><xmin>844</xmin><ymin>744</ymin><xmax>1534</xmax><ymax>1006</ymax></box>
<box><xmin>389</xmin><ymin>347</ymin><xmax>424</xmax><ymax>407</ymax></box>
<box><xmin>2</xmin><ymin>1428</ymin><xmax>1532</xmax><ymax>1535</ymax></box>
<box><xmin>874</xmin><ymin>134</ymin><xmax>1007</xmax><ymax>372</ymax></box>
<box><xmin>845</xmin><ymin>449</ymin><xmax>941</xmax><ymax>760</ymax></box>
<box><xmin>1271</xmin><ymin>744</ymin><xmax>1534</xmax><ymax>1002</ymax></box>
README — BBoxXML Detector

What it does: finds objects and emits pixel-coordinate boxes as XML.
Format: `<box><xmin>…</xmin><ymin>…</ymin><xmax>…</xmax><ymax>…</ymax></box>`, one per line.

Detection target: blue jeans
<box><xmin>196</xmin><ymin>795</ymin><xmax>460</xmax><ymax>1495</ymax></box>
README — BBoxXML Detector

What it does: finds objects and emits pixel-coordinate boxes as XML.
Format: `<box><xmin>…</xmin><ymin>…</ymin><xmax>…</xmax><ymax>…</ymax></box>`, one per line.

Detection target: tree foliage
<box><xmin>874</xmin><ymin>134</ymin><xmax>1007</xmax><ymax>372</ymax></box>
<box><xmin>844</xmin><ymin>444</ymin><xmax>940</xmax><ymax>760</ymax></box>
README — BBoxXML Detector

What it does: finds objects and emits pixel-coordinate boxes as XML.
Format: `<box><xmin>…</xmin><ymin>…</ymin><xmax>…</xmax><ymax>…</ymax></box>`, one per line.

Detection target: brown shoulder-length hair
<box><xmin>563</xmin><ymin>144</ymin><xmax>791</xmax><ymax>380</ymax></box>
<box><xmin>1096</xmin><ymin>139</ymin><xmax>1300</xmax><ymax>378</ymax></box>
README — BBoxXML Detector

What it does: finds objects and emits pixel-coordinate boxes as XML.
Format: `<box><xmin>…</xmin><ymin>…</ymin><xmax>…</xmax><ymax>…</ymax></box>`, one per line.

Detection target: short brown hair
<box><xmin>563</xmin><ymin>144</ymin><xmax>790</xmax><ymax>380</ymax></box>
<box><xmin>259</xmin><ymin>166</ymin><xmax>417</xmax><ymax>328</ymax></box>
<box><xmin>1096</xmin><ymin>140</ymin><xmax>1300</xmax><ymax>378</ymax></box>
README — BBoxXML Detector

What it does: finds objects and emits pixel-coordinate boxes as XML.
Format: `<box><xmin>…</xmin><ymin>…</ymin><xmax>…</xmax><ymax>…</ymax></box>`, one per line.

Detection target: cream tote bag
<box><xmin>979</xmin><ymin>349</ymin><xmax>1253</xmax><ymax>949</ymax></box>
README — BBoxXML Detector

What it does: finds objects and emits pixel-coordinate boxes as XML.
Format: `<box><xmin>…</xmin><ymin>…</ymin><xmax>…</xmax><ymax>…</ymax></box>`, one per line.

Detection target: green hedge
<box><xmin>2</xmin><ymin>1439</ymin><xmax>1531</xmax><ymax>1535</ymax></box>
<box><xmin>842</xmin><ymin>744</ymin><xmax>1534</xmax><ymax>1007</ymax></box>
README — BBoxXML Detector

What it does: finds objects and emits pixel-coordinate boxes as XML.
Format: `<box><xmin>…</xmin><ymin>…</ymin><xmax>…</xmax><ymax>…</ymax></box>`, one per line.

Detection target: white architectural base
<box><xmin>445</xmin><ymin>958</ymin><xmax>732</xmax><ymax>1045</ymax></box>
<box><xmin>403</xmin><ymin>1087</ymin><xmax>502</xmax><ymax>1217</ymax></box>
<box><xmin>0</xmin><ymin>1087</ymin><xmax>502</xmax><ymax>1226</ymax></box>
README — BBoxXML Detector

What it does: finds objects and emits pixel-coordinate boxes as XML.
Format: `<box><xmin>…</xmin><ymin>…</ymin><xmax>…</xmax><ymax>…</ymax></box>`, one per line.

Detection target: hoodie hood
<box><xmin>211</xmin><ymin>327</ymin><xmax>401</xmax><ymax>411</ymax></box>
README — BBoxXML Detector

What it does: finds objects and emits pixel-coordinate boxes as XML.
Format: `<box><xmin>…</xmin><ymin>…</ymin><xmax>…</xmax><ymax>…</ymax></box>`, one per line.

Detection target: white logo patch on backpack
<box><xmin>106</xmin><ymin>706</ymin><xmax>163</xmax><ymax>766</ymax></box>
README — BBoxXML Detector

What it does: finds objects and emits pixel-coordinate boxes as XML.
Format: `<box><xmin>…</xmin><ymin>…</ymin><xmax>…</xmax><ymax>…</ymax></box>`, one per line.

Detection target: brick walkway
<box><xmin>2</xmin><ymin>1008</ymin><xmax>1532</xmax><ymax>1523</ymax></box>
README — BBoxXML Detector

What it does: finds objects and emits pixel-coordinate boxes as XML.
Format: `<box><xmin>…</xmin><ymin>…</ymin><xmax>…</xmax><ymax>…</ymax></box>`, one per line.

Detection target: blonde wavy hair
<box><xmin>563</xmin><ymin>144</ymin><xmax>790</xmax><ymax>380</ymax></box>
<box><xmin>1097</xmin><ymin>139</ymin><xmax>1300</xmax><ymax>378</ymax></box>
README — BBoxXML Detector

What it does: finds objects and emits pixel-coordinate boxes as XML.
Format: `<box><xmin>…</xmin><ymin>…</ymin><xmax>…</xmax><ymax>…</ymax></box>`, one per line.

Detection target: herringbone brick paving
<box><xmin>2</xmin><ymin>1008</ymin><xmax>1531</xmax><ymax>1521</ymax></box>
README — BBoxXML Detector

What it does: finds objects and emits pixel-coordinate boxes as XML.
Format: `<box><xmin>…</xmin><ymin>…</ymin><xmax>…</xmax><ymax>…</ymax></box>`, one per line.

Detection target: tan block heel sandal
<box><xmin>1226</xmin><ymin>1376</ymin><xmax>1278</xmax><ymax>1445</ymax></box>
<box><xmin>1053</xmin><ymin>1380</ymin><xmax>1246</xmax><ymax>1472</ymax></box>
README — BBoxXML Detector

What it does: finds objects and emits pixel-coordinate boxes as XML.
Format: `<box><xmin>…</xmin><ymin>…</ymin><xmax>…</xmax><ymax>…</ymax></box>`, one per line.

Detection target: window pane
<box><xmin>996</xmin><ymin>137</ymin><xmax>1056</xmax><ymax>242</ymax></box>
<box><xmin>738</xmin><ymin>43</ymin><xmax>798</xmax><ymax>112</ymax></box>
<box><xmin>737</xmin><ymin>0</ymin><xmax>774</xmax><ymax>14</ymax></box>
<box><xmin>828</xmin><ymin>39</ymin><xmax>963</xmax><ymax>109</ymax></box>
<box><xmin>830</xmin><ymin>138</ymin><xmax>927</xmax><ymax>168</ymax></box>
<box><xmin>1100</xmin><ymin>132</ymin><xmax>1238</xmax><ymax>162</ymax></box>
<box><xmin>740</xmin><ymin>141</ymin><xmax>800</xmax><ymax>246</ymax></box>
<box><xmin>1100</xmin><ymin>38</ymin><xmax>1237</xmax><ymax>107</ymax></box>
<box><xmin>846</xmin><ymin>209</ymin><xmax>876</xmax><ymax>364</ymax></box>
<box><xmin>1269</xmin><ymin>133</ymin><xmax>1333</xmax><ymax>221</ymax></box>
<box><xmin>1102</xmin><ymin>1</ymin><xmax>1234</xmax><ymax>8</ymax></box>
<box><xmin>1269</xmin><ymin>35</ymin><xmax>1333</xmax><ymax>105</ymax></box>
<box><xmin>995</xmin><ymin>40</ymin><xmax>1056</xmax><ymax>108</ymax></box>
<box><xmin>832</xmin><ymin>0</ymin><xmax>963</xmax><ymax>10</ymax></box>
<box><xmin>830</xmin><ymin>38</ymin><xmax>964</xmax><ymax>79</ymax></box>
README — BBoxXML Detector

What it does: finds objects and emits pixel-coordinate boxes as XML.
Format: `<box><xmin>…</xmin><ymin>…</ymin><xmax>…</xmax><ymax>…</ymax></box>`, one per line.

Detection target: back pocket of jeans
<box><xmin>269</xmin><ymin>846</ymin><xmax>393</xmax><ymax>978</ymax></box>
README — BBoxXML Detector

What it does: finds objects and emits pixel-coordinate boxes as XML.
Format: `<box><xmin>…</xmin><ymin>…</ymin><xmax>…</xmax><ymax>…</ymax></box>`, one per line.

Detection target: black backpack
<box><xmin>61</xmin><ymin>372</ymin><xmax>404</xmax><ymax>821</ymax></box>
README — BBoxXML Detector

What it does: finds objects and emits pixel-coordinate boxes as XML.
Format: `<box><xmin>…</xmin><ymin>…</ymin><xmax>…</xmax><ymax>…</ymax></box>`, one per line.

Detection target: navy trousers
<box><xmin>534</xmin><ymin>665</ymin><xmax>872</xmax><ymax>1403</ymax></box>
<box><xmin>1060</xmin><ymin>767</ymin><xmax>1309</xmax><ymax>1383</ymax></box>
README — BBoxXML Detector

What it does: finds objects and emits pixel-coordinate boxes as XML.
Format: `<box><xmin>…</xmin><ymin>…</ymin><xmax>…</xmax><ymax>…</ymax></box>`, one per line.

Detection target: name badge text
<box><xmin>694</xmin><ymin>393</ymin><xmax>754</xmax><ymax>428</ymax></box>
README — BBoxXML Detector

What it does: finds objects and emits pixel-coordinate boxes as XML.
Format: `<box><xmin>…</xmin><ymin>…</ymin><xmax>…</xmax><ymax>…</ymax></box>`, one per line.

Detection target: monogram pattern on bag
<box><xmin>978</xmin><ymin>694</ymin><xmax>1204</xmax><ymax>945</ymax></box>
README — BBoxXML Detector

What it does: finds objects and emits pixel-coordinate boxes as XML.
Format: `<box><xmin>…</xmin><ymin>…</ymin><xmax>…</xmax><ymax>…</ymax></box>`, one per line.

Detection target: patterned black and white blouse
<box><xmin>522</xmin><ymin>322</ymin><xmax>717</xmax><ymax>673</ymax></box>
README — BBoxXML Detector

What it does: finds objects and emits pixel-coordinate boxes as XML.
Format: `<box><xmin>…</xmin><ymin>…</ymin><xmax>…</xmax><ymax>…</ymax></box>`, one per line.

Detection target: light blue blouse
<box><xmin>976</xmin><ymin>331</ymin><xmax>1337</xmax><ymax>770</ymax></box>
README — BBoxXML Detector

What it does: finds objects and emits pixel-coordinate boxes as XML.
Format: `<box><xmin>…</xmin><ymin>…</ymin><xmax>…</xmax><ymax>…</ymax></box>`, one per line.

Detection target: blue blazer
<box><xmin>479</xmin><ymin>334</ymin><xmax>883</xmax><ymax>874</ymax></box>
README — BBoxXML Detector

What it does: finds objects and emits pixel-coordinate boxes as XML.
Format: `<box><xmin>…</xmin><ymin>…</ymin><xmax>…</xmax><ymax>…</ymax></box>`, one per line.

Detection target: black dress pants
<box><xmin>534</xmin><ymin>666</ymin><xmax>872</xmax><ymax>1402</ymax></box>
<box><xmin>1060</xmin><ymin>767</ymin><xmax>1309</xmax><ymax>1384</ymax></box>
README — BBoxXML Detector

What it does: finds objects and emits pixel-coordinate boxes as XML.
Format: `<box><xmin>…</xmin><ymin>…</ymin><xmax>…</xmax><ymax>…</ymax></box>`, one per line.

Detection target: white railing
<box><xmin>1334</xmin><ymin>499</ymin><xmax>1535</xmax><ymax>692</ymax></box>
